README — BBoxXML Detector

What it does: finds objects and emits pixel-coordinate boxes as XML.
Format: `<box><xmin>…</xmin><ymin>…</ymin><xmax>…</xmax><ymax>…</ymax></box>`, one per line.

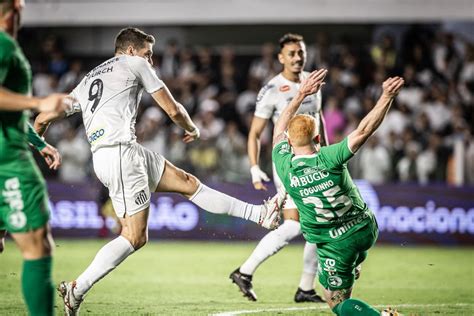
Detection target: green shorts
<box><xmin>0</xmin><ymin>172</ymin><xmax>49</xmax><ymax>233</ymax></box>
<box><xmin>317</xmin><ymin>214</ymin><xmax>378</xmax><ymax>291</ymax></box>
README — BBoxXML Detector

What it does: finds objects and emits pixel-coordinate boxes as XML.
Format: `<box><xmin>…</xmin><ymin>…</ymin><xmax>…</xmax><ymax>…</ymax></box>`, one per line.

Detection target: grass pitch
<box><xmin>0</xmin><ymin>240</ymin><xmax>472</xmax><ymax>315</ymax></box>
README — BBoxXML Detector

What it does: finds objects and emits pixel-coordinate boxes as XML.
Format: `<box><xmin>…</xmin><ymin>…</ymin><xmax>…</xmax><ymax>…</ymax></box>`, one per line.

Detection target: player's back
<box><xmin>0</xmin><ymin>31</ymin><xmax>35</xmax><ymax>166</ymax></box>
<box><xmin>272</xmin><ymin>138</ymin><xmax>371</xmax><ymax>243</ymax></box>
<box><xmin>70</xmin><ymin>55</ymin><xmax>163</xmax><ymax>152</ymax></box>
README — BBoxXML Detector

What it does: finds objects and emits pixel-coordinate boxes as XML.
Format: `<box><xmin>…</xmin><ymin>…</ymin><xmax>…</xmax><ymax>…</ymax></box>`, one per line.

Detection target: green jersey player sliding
<box><xmin>271</xmin><ymin>68</ymin><xmax>404</xmax><ymax>315</ymax></box>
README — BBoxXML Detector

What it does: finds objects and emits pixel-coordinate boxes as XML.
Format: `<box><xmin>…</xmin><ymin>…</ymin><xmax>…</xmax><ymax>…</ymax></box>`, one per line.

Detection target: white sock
<box><xmin>75</xmin><ymin>236</ymin><xmax>135</xmax><ymax>297</ymax></box>
<box><xmin>240</xmin><ymin>219</ymin><xmax>301</xmax><ymax>275</ymax></box>
<box><xmin>189</xmin><ymin>184</ymin><xmax>262</xmax><ymax>224</ymax></box>
<box><xmin>298</xmin><ymin>242</ymin><xmax>318</xmax><ymax>291</ymax></box>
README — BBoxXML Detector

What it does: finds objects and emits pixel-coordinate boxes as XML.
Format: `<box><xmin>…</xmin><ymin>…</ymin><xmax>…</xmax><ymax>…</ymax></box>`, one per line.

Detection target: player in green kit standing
<box><xmin>0</xmin><ymin>0</ymin><xmax>65</xmax><ymax>314</ymax></box>
<box><xmin>272</xmin><ymin>68</ymin><xmax>404</xmax><ymax>315</ymax></box>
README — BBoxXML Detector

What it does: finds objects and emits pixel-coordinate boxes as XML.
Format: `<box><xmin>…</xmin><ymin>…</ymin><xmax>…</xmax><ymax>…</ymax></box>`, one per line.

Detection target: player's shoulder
<box><xmin>124</xmin><ymin>55</ymin><xmax>148</xmax><ymax>68</ymax></box>
<box><xmin>256</xmin><ymin>76</ymin><xmax>280</xmax><ymax>103</ymax></box>
<box><xmin>0</xmin><ymin>32</ymin><xmax>17</xmax><ymax>56</ymax></box>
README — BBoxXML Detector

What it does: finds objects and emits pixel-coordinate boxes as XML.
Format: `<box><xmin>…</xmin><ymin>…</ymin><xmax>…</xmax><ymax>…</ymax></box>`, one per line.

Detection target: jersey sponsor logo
<box><xmin>279</xmin><ymin>85</ymin><xmax>290</xmax><ymax>92</ymax></box>
<box><xmin>134</xmin><ymin>189</ymin><xmax>148</xmax><ymax>205</ymax></box>
<box><xmin>88</xmin><ymin>128</ymin><xmax>105</xmax><ymax>144</ymax></box>
<box><xmin>2</xmin><ymin>177</ymin><xmax>24</xmax><ymax>213</ymax></box>
<box><xmin>2</xmin><ymin>177</ymin><xmax>27</xmax><ymax>229</ymax></box>
<box><xmin>256</xmin><ymin>84</ymin><xmax>274</xmax><ymax>103</ymax></box>
<box><xmin>323</xmin><ymin>258</ymin><xmax>337</xmax><ymax>275</ymax></box>
<box><xmin>289</xmin><ymin>170</ymin><xmax>330</xmax><ymax>188</ymax></box>
<box><xmin>328</xmin><ymin>212</ymin><xmax>369</xmax><ymax>238</ymax></box>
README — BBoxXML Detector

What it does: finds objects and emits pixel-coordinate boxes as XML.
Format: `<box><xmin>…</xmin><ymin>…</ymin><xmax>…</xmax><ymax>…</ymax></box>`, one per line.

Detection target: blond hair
<box><xmin>288</xmin><ymin>114</ymin><xmax>319</xmax><ymax>147</ymax></box>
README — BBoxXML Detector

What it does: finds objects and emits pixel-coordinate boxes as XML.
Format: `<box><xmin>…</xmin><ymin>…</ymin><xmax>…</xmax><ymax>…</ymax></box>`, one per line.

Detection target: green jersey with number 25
<box><xmin>272</xmin><ymin>137</ymin><xmax>372</xmax><ymax>243</ymax></box>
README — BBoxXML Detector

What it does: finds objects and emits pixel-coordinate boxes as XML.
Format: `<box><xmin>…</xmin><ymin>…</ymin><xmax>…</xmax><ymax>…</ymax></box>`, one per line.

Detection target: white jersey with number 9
<box><xmin>66</xmin><ymin>55</ymin><xmax>164</xmax><ymax>152</ymax></box>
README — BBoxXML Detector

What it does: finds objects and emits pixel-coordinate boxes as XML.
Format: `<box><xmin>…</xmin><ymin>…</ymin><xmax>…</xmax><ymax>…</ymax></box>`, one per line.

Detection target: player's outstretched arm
<box><xmin>151</xmin><ymin>86</ymin><xmax>200</xmax><ymax>143</ymax></box>
<box><xmin>0</xmin><ymin>88</ymin><xmax>40</xmax><ymax>110</ymax></box>
<box><xmin>0</xmin><ymin>88</ymin><xmax>69</xmax><ymax>113</ymax></box>
<box><xmin>347</xmin><ymin>77</ymin><xmax>404</xmax><ymax>153</ymax></box>
<box><xmin>272</xmin><ymin>69</ymin><xmax>327</xmax><ymax>145</ymax></box>
<box><xmin>248</xmin><ymin>117</ymin><xmax>270</xmax><ymax>190</ymax></box>
<box><xmin>319</xmin><ymin>111</ymin><xmax>329</xmax><ymax>146</ymax></box>
<box><xmin>34</xmin><ymin>92</ymin><xmax>77</xmax><ymax>136</ymax></box>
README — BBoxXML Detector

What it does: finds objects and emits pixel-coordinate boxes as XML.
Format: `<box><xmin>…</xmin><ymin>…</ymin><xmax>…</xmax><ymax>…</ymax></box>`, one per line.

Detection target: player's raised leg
<box><xmin>155</xmin><ymin>160</ymin><xmax>282</xmax><ymax>229</ymax></box>
<box><xmin>11</xmin><ymin>224</ymin><xmax>55</xmax><ymax>316</ymax></box>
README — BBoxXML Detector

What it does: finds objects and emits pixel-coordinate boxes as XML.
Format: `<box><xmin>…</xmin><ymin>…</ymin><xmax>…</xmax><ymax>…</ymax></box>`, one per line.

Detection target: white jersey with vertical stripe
<box><xmin>254</xmin><ymin>72</ymin><xmax>322</xmax><ymax>125</ymax></box>
<box><xmin>66</xmin><ymin>55</ymin><xmax>164</xmax><ymax>152</ymax></box>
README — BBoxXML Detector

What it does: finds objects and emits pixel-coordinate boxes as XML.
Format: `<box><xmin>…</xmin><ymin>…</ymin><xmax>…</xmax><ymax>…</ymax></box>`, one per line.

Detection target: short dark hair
<box><xmin>115</xmin><ymin>27</ymin><xmax>155</xmax><ymax>53</ymax></box>
<box><xmin>279</xmin><ymin>33</ymin><xmax>304</xmax><ymax>50</ymax></box>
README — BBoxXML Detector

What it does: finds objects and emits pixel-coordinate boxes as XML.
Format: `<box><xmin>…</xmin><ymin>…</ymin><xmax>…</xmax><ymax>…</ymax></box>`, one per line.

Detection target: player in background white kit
<box><xmin>230</xmin><ymin>34</ymin><xmax>326</xmax><ymax>303</ymax></box>
<box><xmin>34</xmin><ymin>27</ymin><xmax>282</xmax><ymax>315</ymax></box>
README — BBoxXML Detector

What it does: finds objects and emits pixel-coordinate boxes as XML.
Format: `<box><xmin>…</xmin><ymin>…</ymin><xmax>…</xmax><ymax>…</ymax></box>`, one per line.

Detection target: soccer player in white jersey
<box><xmin>34</xmin><ymin>27</ymin><xmax>282</xmax><ymax>315</ymax></box>
<box><xmin>230</xmin><ymin>33</ymin><xmax>326</xmax><ymax>303</ymax></box>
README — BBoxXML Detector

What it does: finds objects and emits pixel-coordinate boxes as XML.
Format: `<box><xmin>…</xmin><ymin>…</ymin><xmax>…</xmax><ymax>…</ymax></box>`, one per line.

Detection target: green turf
<box><xmin>0</xmin><ymin>240</ymin><xmax>473</xmax><ymax>315</ymax></box>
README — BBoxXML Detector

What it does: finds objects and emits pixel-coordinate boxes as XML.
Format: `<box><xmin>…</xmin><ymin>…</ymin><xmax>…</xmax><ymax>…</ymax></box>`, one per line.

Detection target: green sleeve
<box><xmin>27</xmin><ymin>122</ymin><xmax>47</xmax><ymax>150</ymax></box>
<box><xmin>319</xmin><ymin>137</ymin><xmax>354</xmax><ymax>169</ymax></box>
<box><xmin>272</xmin><ymin>140</ymin><xmax>292</xmax><ymax>182</ymax></box>
<box><xmin>0</xmin><ymin>47</ymin><xmax>11</xmax><ymax>84</ymax></box>
<box><xmin>0</xmin><ymin>35</ymin><xmax>16</xmax><ymax>85</ymax></box>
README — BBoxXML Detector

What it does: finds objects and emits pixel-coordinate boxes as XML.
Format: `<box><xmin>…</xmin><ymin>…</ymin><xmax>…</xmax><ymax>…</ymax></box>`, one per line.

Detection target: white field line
<box><xmin>210</xmin><ymin>303</ymin><xmax>473</xmax><ymax>316</ymax></box>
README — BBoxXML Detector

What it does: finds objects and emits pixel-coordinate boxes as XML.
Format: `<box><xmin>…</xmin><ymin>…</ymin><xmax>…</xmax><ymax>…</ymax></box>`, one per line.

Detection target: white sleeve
<box><xmin>127</xmin><ymin>56</ymin><xmax>164</xmax><ymax>94</ymax></box>
<box><xmin>65</xmin><ymin>89</ymin><xmax>82</xmax><ymax>117</ymax></box>
<box><xmin>254</xmin><ymin>83</ymin><xmax>276</xmax><ymax>119</ymax></box>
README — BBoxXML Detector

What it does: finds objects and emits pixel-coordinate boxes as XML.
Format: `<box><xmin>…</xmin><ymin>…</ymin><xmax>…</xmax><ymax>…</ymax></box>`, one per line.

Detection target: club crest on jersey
<box><xmin>279</xmin><ymin>85</ymin><xmax>290</xmax><ymax>92</ymax></box>
<box><xmin>328</xmin><ymin>276</ymin><xmax>343</xmax><ymax>287</ymax></box>
<box><xmin>134</xmin><ymin>190</ymin><xmax>148</xmax><ymax>205</ymax></box>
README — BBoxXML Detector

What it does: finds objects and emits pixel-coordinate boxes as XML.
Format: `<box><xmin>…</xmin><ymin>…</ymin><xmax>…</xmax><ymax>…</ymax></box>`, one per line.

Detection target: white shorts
<box><xmin>92</xmin><ymin>142</ymin><xmax>165</xmax><ymax>217</ymax></box>
<box><xmin>272</xmin><ymin>163</ymin><xmax>297</xmax><ymax>210</ymax></box>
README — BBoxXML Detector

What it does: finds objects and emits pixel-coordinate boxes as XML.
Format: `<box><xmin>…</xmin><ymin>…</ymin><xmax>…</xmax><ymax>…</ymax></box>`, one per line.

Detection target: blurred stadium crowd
<box><xmin>27</xmin><ymin>25</ymin><xmax>473</xmax><ymax>186</ymax></box>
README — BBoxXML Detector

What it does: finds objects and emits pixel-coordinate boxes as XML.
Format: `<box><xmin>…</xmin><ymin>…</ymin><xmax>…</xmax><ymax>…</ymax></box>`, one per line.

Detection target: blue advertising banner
<box><xmin>46</xmin><ymin>180</ymin><xmax>474</xmax><ymax>245</ymax></box>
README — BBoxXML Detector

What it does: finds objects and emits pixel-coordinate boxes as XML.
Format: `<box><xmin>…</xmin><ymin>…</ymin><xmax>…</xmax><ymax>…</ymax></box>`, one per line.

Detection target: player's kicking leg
<box><xmin>154</xmin><ymin>160</ymin><xmax>282</xmax><ymax>229</ymax></box>
<box><xmin>11</xmin><ymin>224</ymin><xmax>55</xmax><ymax>315</ymax></box>
<box><xmin>58</xmin><ymin>151</ymin><xmax>281</xmax><ymax>315</ymax></box>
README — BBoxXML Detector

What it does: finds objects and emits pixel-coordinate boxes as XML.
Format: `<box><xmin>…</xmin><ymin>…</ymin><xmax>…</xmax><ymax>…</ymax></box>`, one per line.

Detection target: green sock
<box><xmin>332</xmin><ymin>298</ymin><xmax>380</xmax><ymax>316</ymax></box>
<box><xmin>22</xmin><ymin>256</ymin><xmax>54</xmax><ymax>316</ymax></box>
